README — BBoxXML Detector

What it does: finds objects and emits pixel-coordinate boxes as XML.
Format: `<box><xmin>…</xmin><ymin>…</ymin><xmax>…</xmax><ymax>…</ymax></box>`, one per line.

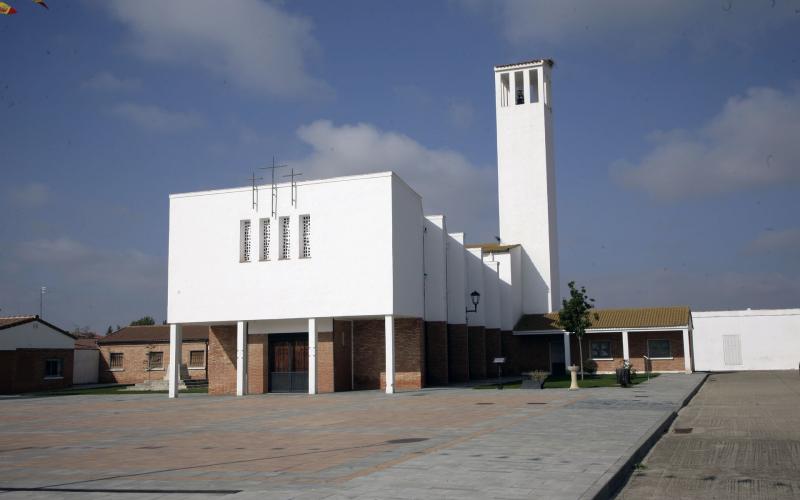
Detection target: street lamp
<box><xmin>466</xmin><ymin>290</ymin><xmax>480</xmax><ymax>314</ymax></box>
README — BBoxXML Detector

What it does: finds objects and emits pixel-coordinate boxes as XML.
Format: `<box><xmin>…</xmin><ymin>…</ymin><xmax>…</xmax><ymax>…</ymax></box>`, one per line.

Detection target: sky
<box><xmin>1</xmin><ymin>0</ymin><xmax>799</xmax><ymax>333</ymax></box>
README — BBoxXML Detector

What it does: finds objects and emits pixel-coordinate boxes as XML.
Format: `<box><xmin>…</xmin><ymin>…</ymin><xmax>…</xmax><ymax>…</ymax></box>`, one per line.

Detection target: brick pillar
<box><xmin>333</xmin><ymin>320</ymin><xmax>353</xmax><ymax>391</ymax></box>
<box><xmin>317</xmin><ymin>331</ymin><xmax>334</xmax><ymax>393</ymax></box>
<box><xmin>424</xmin><ymin>321</ymin><xmax>448</xmax><ymax>386</ymax></box>
<box><xmin>447</xmin><ymin>324</ymin><xmax>469</xmax><ymax>383</ymax></box>
<box><xmin>484</xmin><ymin>328</ymin><xmax>501</xmax><ymax>379</ymax></box>
<box><xmin>208</xmin><ymin>325</ymin><xmax>237</xmax><ymax>395</ymax></box>
<box><xmin>383</xmin><ymin>318</ymin><xmax>424</xmax><ymax>391</ymax></box>
<box><xmin>468</xmin><ymin>326</ymin><xmax>486</xmax><ymax>380</ymax></box>
<box><xmin>247</xmin><ymin>334</ymin><xmax>268</xmax><ymax>394</ymax></box>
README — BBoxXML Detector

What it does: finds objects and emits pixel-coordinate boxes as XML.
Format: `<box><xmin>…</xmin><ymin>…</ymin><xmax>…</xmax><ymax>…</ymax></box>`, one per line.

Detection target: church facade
<box><xmin>166</xmin><ymin>59</ymin><xmax>689</xmax><ymax>397</ymax></box>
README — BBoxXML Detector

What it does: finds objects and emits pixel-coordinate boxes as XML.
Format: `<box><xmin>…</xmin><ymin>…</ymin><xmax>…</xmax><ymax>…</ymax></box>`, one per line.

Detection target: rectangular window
<box><xmin>240</xmin><ymin>220</ymin><xmax>252</xmax><ymax>262</ymax></box>
<box><xmin>590</xmin><ymin>341</ymin><xmax>612</xmax><ymax>359</ymax></box>
<box><xmin>189</xmin><ymin>350</ymin><xmax>205</xmax><ymax>369</ymax></box>
<box><xmin>279</xmin><ymin>216</ymin><xmax>291</xmax><ymax>260</ymax></box>
<box><xmin>110</xmin><ymin>352</ymin><xmax>124</xmax><ymax>370</ymax></box>
<box><xmin>528</xmin><ymin>69</ymin><xmax>539</xmax><ymax>103</ymax></box>
<box><xmin>260</xmin><ymin>218</ymin><xmax>271</xmax><ymax>261</ymax></box>
<box><xmin>500</xmin><ymin>73</ymin><xmax>510</xmax><ymax>107</ymax></box>
<box><xmin>647</xmin><ymin>339</ymin><xmax>672</xmax><ymax>359</ymax></box>
<box><xmin>148</xmin><ymin>351</ymin><xmax>164</xmax><ymax>370</ymax></box>
<box><xmin>300</xmin><ymin>214</ymin><xmax>311</xmax><ymax>259</ymax></box>
<box><xmin>722</xmin><ymin>334</ymin><xmax>743</xmax><ymax>365</ymax></box>
<box><xmin>514</xmin><ymin>71</ymin><xmax>524</xmax><ymax>104</ymax></box>
<box><xmin>44</xmin><ymin>358</ymin><xmax>63</xmax><ymax>378</ymax></box>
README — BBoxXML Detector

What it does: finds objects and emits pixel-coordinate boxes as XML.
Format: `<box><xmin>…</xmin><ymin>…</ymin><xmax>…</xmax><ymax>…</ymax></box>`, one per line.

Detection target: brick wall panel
<box><xmin>11</xmin><ymin>349</ymin><xmax>73</xmax><ymax>393</ymax></box>
<box><xmin>317</xmin><ymin>331</ymin><xmax>334</xmax><ymax>394</ymax></box>
<box><xmin>447</xmin><ymin>324</ymin><xmax>469</xmax><ymax>383</ymax></box>
<box><xmin>468</xmin><ymin>326</ymin><xmax>486</xmax><ymax>380</ymax></box>
<box><xmin>484</xmin><ymin>328</ymin><xmax>501</xmax><ymax>379</ymax></box>
<box><xmin>425</xmin><ymin>321</ymin><xmax>448</xmax><ymax>386</ymax></box>
<box><xmin>98</xmin><ymin>342</ymin><xmax>208</xmax><ymax>385</ymax></box>
<box><xmin>208</xmin><ymin>325</ymin><xmax>237</xmax><ymax>395</ymax></box>
<box><xmin>333</xmin><ymin>320</ymin><xmax>353</xmax><ymax>391</ymax></box>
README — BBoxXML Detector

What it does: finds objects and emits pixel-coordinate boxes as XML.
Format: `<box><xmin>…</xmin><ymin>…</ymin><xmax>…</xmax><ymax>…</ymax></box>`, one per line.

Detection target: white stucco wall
<box><xmin>487</xmin><ymin>248</ymin><xmax>522</xmax><ymax>331</ymax></box>
<box><xmin>423</xmin><ymin>215</ymin><xmax>448</xmax><ymax>322</ymax></box>
<box><xmin>446</xmin><ymin>232</ymin><xmax>467</xmax><ymax>325</ymax></box>
<box><xmin>168</xmin><ymin>172</ymin><xmax>423</xmax><ymax>324</ymax></box>
<box><xmin>0</xmin><ymin>322</ymin><xmax>74</xmax><ymax>351</ymax></box>
<box><xmin>482</xmin><ymin>260</ymin><xmax>501</xmax><ymax>329</ymax></box>
<box><xmin>391</xmin><ymin>176</ymin><xmax>424</xmax><ymax>318</ymax></box>
<box><xmin>692</xmin><ymin>309</ymin><xmax>800</xmax><ymax>371</ymax></box>
<box><xmin>73</xmin><ymin>349</ymin><xmax>99</xmax><ymax>384</ymax></box>
<box><xmin>465</xmin><ymin>248</ymin><xmax>486</xmax><ymax>326</ymax></box>
<box><xmin>495</xmin><ymin>61</ymin><xmax>560</xmax><ymax>314</ymax></box>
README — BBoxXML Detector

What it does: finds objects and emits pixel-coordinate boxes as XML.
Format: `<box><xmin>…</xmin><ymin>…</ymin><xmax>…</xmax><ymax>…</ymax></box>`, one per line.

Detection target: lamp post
<box><xmin>466</xmin><ymin>291</ymin><xmax>480</xmax><ymax>314</ymax></box>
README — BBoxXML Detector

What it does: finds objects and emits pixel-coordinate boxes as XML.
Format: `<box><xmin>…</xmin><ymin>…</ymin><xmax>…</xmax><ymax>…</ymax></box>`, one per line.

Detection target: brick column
<box><xmin>447</xmin><ymin>324</ymin><xmax>469</xmax><ymax>383</ymax></box>
<box><xmin>468</xmin><ymin>326</ymin><xmax>486</xmax><ymax>380</ymax></box>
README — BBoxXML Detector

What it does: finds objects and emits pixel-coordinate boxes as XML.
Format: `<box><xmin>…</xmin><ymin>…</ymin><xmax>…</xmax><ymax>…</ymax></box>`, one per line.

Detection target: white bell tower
<box><xmin>494</xmin><ymin>59</ymin><xmax>560</xmax><ymax>314</ymax></box>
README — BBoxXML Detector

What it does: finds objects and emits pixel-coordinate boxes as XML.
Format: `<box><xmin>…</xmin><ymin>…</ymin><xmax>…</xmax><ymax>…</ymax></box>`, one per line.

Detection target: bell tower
<box><xmin>494</xmin><ymin>59</ymin><xmax>560</xmax><ymax>314</ymax></box>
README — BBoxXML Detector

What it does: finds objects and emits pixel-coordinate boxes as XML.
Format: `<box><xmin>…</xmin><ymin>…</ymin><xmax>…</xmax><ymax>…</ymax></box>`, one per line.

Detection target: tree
<box><xmin>558</xmin><ymin>281</ymin><xmax>599</xmax><ymax>381</ymax></box>
<box><xmin>130</xmin><ymin>316</ymin><xmax>156</xmax><ymax>326</ymax></box>
<box><xmin>106</xmin><ymin>326</ymin><xmax>113</xmax><ymax>335</ymax></box>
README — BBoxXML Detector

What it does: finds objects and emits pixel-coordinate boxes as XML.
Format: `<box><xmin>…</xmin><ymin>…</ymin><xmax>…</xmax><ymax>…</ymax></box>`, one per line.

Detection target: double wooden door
<box><xmin>269</xmin><ymin>333</ymin><xmax>308</xmax><ymax>393</ymax></box>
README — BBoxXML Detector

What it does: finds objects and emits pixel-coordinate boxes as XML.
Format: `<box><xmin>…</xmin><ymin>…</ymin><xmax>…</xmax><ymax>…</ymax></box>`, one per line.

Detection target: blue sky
<box><xmin>1</xmin><ymin>0</ymin><xmax>798</xmax><ymax>332</ymax></box>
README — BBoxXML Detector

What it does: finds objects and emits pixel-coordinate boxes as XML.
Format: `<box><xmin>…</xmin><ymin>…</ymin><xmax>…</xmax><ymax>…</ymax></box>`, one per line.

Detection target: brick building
<box><xmin>0</xmin><ymin>315</ymin><xmax>76</xmax><ymax>394</ymax></box>
<box><xmin>98</xmin><ymin>325</ymin><xmax>208</xmax><ymax>386</ymax></box>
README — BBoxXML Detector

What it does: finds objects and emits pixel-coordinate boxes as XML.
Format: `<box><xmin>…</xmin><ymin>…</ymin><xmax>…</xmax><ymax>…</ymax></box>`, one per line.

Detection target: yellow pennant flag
<box><xmin>0</xmin><ymin>2</ymin><xmax>17</xmax><ymax>15</ymax></box>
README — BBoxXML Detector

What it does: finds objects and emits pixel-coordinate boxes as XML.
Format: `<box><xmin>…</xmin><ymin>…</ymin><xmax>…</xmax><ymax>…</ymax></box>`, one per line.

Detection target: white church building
<box><xmin>166</xmin><ymin>59</ymin><xmax>695</xmax><ymax>397</ymax></box>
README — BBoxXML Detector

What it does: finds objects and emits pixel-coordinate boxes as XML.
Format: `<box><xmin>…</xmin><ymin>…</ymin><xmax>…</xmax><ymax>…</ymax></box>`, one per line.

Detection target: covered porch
<box><xmin>166</xmin><ymin>315</ymin><xmax>425</xmax><ymax>398</ymax></box>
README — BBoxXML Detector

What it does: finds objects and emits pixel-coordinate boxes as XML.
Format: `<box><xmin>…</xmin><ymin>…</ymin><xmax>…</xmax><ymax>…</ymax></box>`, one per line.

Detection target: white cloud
<box><xmin>102</xmin><ymin>0</ymin><xmax>325</xmax><ymax>97</ymax></box>
<box><xmin>292</xmin><ymin>120</ymin><xmax>497</xmax><ymax>240</ymax></box>
<box><xmin>81</xmin><ymin>72</ymin><xmax>141</xmax><ymax>92</ymax></box>
<box><xmin>460</xmin><ymin>1</ymin><xmax>795</xmax><ymax>54</ymax></box>
<box><xmin>5</xmin><ymin>182</ymin><xmax>49</xmax><ymax>208</ymax></box>
<box><xmin>0</xmin><ymin>238</ymin><xmax>166</xmax><ymax>332</ymax></box>
<box><xmin>744</xmin><ymin>228</ymin><xmax>800</xmax><ymax>257</ymax></box>
<box><xmin>112</xmin><ymin>102</ymin><xmax>206</xmax><ymax>133</ymax></box>
<box><xmin>612</xmin><ymin>86</ymin><xmax>800</xmax><ymax>199</ymax></box>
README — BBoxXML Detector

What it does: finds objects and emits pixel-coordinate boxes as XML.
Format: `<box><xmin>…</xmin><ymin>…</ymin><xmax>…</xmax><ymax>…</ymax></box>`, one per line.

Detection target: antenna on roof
<box><xmin>247</xmin><ymin>171</ymin><xmax>264</xmax><ymax>210</ymax></box>
<box><xmin>260</xmin><ymin>156</ymin><xmax>288</xmax><ymax>217</ymax></box>
<box><xmin>282</xmin><ymin>167</ymin><xmax>303</xmax><ymax>207</ymax></box>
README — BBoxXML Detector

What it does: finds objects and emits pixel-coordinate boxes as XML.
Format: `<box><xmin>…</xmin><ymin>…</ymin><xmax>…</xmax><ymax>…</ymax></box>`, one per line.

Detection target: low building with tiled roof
<box><xmin>509</xmin><ymin>306</ymin><xmax>693</xmax><ymax>375</ymax></box>
<box><xmin>97</xmin><ymin>325</ymin><xmax>209</xmax><ymax>386</ymax></box>
<box><xmin>0</xmin><ymin>315</ymin><xmax>76</xmax><ymax>393</ymax></box>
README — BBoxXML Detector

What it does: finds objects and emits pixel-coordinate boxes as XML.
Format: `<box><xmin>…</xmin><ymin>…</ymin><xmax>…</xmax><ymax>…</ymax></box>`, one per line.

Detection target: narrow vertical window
<box><xmin>300</xmin><ymin>214</ymin><xmax>311</xmax><ymax>259</ymax></box>
<box><xmin>500</xmin><ymin>73</ymin><xmax>510</xmax><ymax>108</ymax></box>
<box><xmin>260</xmin><ymin>218</ymin><xmax>270</xmax><ymax>261</ymax></box>
<box><xmin>240</xmin><ymin>220</ymin><xmax>251</xmax><ymax>262</ymax></box>
<box><xmin>528</xmin><ymin>69</ymin><xmax>539</xmax><ymax>103</ymax></box>
<box><xmin>279</xmin><ymin>216</ymin><xmax>291</xmax><ymax>260</ymax></box>
<box><xmin>514</xmin><ymin>71</ymin><xmax>524</xmax><ymax>104</ymax></box>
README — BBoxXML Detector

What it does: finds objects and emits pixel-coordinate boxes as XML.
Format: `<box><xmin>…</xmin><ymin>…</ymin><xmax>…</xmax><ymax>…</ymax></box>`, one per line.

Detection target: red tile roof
<box><xmin>74</xmin><ymin>338</ymin><xmax>99</xmax><ymax>350</ymax></box>
<box><xmin>0</xmin><ymin>315</ymin><xmax>74</xmax><ymax>338</ymax></box>
<box><xmin>97</xmin><ymin>325</ymin><xmax>210</xmax><ymax>345</ymax></box>
<box><xmin>515</xmin><ymin>306</ymin><xmax>691</xmax><ymax>332</ymax></box>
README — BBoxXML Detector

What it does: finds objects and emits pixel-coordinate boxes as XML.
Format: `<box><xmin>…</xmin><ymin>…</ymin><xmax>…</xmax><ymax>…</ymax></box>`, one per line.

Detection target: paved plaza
<box><xmin>0</xmin><ymin>374</ymin><xmax>704</xmax><ymax>500</ymax></box>
<box><xmin>619</xmin><ymin>370</ymin><xmax>800</xmax><ymax>500</ymax></box>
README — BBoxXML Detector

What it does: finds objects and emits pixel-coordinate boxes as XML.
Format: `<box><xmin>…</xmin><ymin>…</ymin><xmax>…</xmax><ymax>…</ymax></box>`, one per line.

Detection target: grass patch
<box><xmin>27</xmin><ymin>385</ymin><xmax>208</xmax><ymax>397</ymax></box>
<box><xmin>543</xmin><ymin>373</ymin><xmax>658</xmax><ymax>389</ymax></box>
<box><xmin>474</xmin><ymin>373</ymin><xmax>658</xmax><ymax>390</ymax></box>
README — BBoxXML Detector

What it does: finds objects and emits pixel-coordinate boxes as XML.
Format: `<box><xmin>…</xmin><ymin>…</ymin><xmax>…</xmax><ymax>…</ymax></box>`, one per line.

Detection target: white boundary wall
<box><xmin>73</xmin><ymin>350</ymin><xmax>99</xmax><ymax>384</ymax></box>
<box><xmin>692</xmin><ymin>309</ymin><xmax>800</xmax><ymax>371</ymax></box>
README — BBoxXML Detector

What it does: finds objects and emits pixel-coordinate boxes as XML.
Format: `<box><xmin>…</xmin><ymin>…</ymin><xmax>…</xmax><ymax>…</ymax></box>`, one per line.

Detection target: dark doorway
<box><xmin>268</xmin><ymin>333</ymin><xmax>308</xmax><ymax>393</ymax></box>
<box><xmin>549</xmin><ymin>339</ymin><xmax>566</xmax><ymax>376</ymax></box>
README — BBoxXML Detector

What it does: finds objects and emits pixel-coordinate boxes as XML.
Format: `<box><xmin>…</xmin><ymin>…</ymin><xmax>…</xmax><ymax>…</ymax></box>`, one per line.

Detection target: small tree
<box><xmin>558</xmin><ymin>281</ymin><xmax>598</xmax><ymax>381</ymax></box>
<box><xmin>106</xmin><ymin>325</ymin><xmax>113</xmax><ymax>335</ymax></box>
<box><xmin>130</xmin><ymin>316</ymin><xmax>156</xmax><ymax>326</ymax></box>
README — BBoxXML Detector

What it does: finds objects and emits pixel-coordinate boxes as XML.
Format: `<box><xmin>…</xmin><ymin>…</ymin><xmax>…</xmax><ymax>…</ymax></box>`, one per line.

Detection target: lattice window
<box><xmin>148</xmin><ymin>351</ymin><xmax>163</xmax><ymax>370</ymax></box>
<box><xmin>279</xmin><ymin>216</ymin><xmax>291</xmax><ymax>259</ymax></box>
<box><xmin>189</xmin><ymin>350</ymin><xmax>205</xmax><ymax>368</ymax></box>
<box><xmin>240</xmin><ymin>220</ymin><xmax>252</xmax><ymax>262</ymax></box>
<box><xmin>301</xmin><ymin>214</ymin><xmax>311</xmax><ymax>259</ymax></box>
<box><xmin>110</xmin><ymin>352</ymin><xmax>123</xmax><ymax>370</ymax></box>
<box><xmin>44</xmin><ymin>358</ymin><xmax>63</xmax><ymax>378</ymax></box>
<box><xmin>260</xmin><ymin>218</ymin><xmax>270</xmax><ymax>261</ymax></box>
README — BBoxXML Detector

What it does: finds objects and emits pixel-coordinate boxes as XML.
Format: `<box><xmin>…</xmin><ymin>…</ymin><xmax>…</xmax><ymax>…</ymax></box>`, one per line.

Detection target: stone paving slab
<box><xmin>0</xmin><ymin>374</ymin><xmax>705</xmax><ymax>499</ymax></box>
<box><xmin>618</xmin><ymin>370</ymin><xmax>800</xmax><ymax>500</ymax></box>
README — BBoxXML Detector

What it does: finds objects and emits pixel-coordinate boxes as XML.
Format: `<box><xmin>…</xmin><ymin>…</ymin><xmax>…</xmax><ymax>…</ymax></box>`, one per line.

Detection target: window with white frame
<box><xmin>189</xmin><ymin>350</ymin><xmax>205</xmax><ymax>369</ymax></box>
<box><xmin>647</xmin><ymin>339</ymin><xmax>671</xmax><ymax>359</ymax></box>
<box><xmin>300</xmin><ymin>214</ymin><xmax>311</xmax><ymax>259</ymax></box>
<box><xmin>590</xmin><ymin>340</ymin><xmax>612</xmax><ymax>359</ymax></box>
<box><xmin>279</xmin><ymin>216</ymin><xmax>291</xmax><ymax>260</ymax></box>
<box><xmin>147</xmin><ymin>351</ymin><xmax>164</xmax><ymax>370</ymax></box>
<box><xmin>260</xmin><ymin>218</ymin><xmax>270</xmax><ymax>261</ymax></box>
<box><xmin>240</xmin><ymin>220</ymin><xmax>252</xmax><ymax>262</ymax></box>
<box><xmin>44</xmin><ymin>358</ymin><xmax>63</xmax><ymax>378</ymax></box>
